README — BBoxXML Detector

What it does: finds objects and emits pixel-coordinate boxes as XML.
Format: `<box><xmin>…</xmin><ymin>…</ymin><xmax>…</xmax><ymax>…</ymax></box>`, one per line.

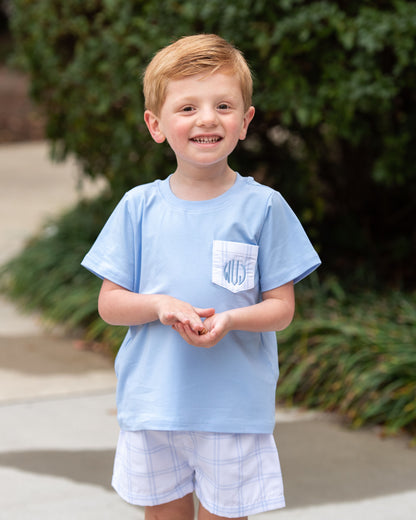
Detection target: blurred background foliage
<box><xmin>1</xmin><ymin>0</ymin><xmax>415</xmax><ymax>439</ymax></box>
<box><xmin>9</xmin><ymin>0</ymin><xmax>416</xmax><ymax>286</ymax></box>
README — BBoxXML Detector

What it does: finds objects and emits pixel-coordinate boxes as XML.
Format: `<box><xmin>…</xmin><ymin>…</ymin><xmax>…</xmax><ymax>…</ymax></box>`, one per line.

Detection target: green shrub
<box><xmin>10</xmin><ymin>0</ymin><xmax>416</xmax><ymax>286</ymax></box>
<box><xmin>277</xmin><ymin>280</ymin><xmax>416</xmax><ymax>440</ymax></box>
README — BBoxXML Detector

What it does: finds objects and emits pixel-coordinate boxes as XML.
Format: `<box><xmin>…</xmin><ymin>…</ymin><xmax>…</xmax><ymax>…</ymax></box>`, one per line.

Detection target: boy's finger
<box><xmin>185</xmin><ymin>317</ymin><xmax>204</xmax><ymax>334</ymax></box>
<box><xmin>195</xmin><ymin>307</ymin><xmax>215</xmax><ymax>318</ymax></box>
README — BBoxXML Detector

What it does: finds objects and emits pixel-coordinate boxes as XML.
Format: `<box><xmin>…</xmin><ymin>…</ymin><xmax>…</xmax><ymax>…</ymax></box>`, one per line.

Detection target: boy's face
<box><xmin>144</xmin><ymin>71</ymin><xmax>255</xmax><ymax>173</ymax></box>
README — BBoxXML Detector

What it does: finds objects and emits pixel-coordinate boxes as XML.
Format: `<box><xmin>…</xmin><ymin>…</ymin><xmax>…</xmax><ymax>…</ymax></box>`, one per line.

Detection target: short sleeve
<box><xmin>81</xmin><ymin>193</ymin><xmax>139</xmax><ymax>291</ymax></box>
<box><xmin>258</xmin><ymin>191</ymin><xmax>321</xmax><ymax>292</ymax></box>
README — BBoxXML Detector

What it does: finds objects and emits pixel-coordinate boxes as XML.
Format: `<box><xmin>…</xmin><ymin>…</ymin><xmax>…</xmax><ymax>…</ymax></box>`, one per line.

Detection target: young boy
<box><xmin>82</xmin><ymin>34</ymin><xmax>320</xmax><ymax>519</ymax></box>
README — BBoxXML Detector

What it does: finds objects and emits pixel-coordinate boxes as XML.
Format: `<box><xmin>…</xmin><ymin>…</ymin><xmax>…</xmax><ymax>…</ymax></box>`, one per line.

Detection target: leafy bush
<box><xmin>10</xmin><ymin>0</ymin><xmax>416</xmax><ymax>286</ymax></box>
<box><xmin>277</xmin><ymin>280</ymin><xmax>416</xmax><ymax>440</ymax></box>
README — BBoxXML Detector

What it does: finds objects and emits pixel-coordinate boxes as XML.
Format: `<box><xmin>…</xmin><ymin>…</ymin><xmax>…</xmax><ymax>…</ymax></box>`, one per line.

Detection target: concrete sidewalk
<box><xmin>1</xmin><ymin>142</ymin><xmax>415</xmax><ymax>519</ymax></box>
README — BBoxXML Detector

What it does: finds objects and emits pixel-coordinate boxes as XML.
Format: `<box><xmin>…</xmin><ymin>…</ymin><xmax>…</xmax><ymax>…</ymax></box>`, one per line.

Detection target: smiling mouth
<box><xmin>191</xmin><ymin>136</ymin><xmax>222</xmax><ymax>144</ymax></box>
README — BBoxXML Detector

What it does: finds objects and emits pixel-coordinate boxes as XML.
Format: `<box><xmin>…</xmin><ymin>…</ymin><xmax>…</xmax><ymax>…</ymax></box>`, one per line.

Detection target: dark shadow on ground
<box><xmin>0</xmin><ymin>336</ymin><xmax>113</xmax><ymax>375</ymax></box>
<box><xmin>0</xmin><ymin>449</ymin><xmax>115</xmax><ymax>491</ymax></box>
<box><xmin>275</xmin><ymin>418</ymin><xmax>416</xmax><ymax>508</ymax></box>
<box><xmin>1</xmin><ymin>419</ymin><xmax>415</xmax><ymax>509</ymax></box>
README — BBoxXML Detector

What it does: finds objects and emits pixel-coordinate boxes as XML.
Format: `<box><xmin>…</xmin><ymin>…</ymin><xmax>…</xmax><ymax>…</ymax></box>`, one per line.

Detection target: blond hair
<box><xmin>143</xmin><ymin>34</ymin><xmax>253</xmax><ymax>115</ymax></box>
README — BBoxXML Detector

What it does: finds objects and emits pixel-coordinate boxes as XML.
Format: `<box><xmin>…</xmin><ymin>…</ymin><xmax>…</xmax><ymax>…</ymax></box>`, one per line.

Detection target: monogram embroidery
<box><xmin>212</xmin><ymin>240</ymin><xmax>258</xmax><ymax>293</ymax></box>
<box><xmin>223</xmin><ymin>259</ymin><xmax>247</xmax><ymax>286</ymax></box>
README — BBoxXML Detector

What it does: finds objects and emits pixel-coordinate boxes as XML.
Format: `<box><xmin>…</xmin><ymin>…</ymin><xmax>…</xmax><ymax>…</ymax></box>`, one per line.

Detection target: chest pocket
<box><xmin>212</xmin><ymin>240</ymin><xmax>259</xmax><ymax>293</ymax></box>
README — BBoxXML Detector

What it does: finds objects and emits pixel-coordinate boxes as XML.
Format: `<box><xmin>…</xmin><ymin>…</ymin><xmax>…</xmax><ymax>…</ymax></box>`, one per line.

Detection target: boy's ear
<box><xmin>239</xmin><ymin>106</ymin><xmax>255</xmax><ymax>141</ymax></box>
<box><xmin>144</xmin><ymin>110</ymin><xmax>166</xmax><ymax>143</ymax></box>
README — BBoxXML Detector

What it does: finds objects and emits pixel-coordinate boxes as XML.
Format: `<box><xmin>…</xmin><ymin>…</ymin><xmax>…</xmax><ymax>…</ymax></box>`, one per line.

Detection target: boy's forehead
<box><xmin>165</xmin><ymin>71</ymin><xmax>243</xmax><ymax>97</ymax></box>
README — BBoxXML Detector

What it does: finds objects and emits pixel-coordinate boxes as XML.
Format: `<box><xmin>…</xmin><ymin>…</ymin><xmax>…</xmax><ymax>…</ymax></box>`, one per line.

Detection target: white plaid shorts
<box><xmin>112</xmin><ymin>430</ymin><xmax>285</xmax><ymax>518</ymax></box>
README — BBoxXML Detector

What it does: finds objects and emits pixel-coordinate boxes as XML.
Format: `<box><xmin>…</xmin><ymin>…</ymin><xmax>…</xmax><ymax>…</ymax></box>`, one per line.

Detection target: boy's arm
<box><xmin>173</xmin><ymin>281</ymin><xmax>295</xmax><ymax>347</ymax></box>
<box><xmin>98</xmin><ymin>279</ymin><xmax>214</xmax><ymax>333</ymax></box>
<box><xmin>224</xmin><ymin>281</ymin><xmax>295</xmax><ymax>332</ymax></box>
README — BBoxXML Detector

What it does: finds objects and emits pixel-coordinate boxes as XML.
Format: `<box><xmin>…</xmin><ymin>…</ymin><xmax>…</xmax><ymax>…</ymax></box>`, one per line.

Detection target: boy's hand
<box><xmin>156</xmin><ymin>295</ymin><xmax>215</xmax><ymax>334</ymax></box>
<box><xmin>172</xmin><ymin>311</ymin><xmax>232</xmax><ymax>348</ymax></box>
<box><xmin>170</xmin><ymin>282</ymin><xmax>296</xmax><ymax>347</ymax></box>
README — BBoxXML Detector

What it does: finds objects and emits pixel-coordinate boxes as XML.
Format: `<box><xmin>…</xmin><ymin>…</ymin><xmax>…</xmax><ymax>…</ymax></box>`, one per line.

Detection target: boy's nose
<box><xmin>196</xmin><ymin>107</ymin><xmax>218</xmax><ymax>127</ymax></box>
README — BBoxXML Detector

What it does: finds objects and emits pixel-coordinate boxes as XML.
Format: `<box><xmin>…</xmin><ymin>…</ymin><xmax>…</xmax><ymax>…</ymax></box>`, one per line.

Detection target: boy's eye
<box><xmin>218</xmin><ymin>103</ymin><xmax>230</xmax><ymax>110</ymax></box>
<box><xmin>182</xmin><ymin>106</ymin><xmax>195</xmax><ymax>112</ymax></box>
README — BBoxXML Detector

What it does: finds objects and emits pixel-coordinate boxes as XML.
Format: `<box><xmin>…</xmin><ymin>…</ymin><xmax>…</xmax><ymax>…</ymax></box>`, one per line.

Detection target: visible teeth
<box><xmin>192</xmin><ymin>137</ymin><xmax>220</xmax><ymax>143</ymax></box>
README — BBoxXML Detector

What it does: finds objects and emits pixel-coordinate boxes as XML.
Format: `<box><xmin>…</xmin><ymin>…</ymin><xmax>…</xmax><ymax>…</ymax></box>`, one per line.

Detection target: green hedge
<box><xmin>10</xmin><ymin>0</ymin><xmax>416</xmax><ymax>286</ymax></box>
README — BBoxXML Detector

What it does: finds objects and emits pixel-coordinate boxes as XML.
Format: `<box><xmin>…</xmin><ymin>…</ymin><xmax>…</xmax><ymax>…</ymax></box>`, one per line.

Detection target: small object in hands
<box><xmin>198</xmin><ymin>328</ymin><xmax>208</xmax><ymax>336</ymax></box>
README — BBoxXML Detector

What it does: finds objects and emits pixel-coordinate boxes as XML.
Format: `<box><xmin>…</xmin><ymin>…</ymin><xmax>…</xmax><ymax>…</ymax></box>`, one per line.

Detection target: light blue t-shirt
<box><xmin>81</xmin><ymin>173</ymin><xmax>321</xmax><ymax>433</ymax></box>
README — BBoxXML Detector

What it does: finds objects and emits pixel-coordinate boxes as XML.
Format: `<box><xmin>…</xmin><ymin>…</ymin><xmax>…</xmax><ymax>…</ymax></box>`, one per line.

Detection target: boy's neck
<box><xmin>170</xmin><ymin>165</ymin><xmax>236</xmax><ymax>201</ymax></box>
